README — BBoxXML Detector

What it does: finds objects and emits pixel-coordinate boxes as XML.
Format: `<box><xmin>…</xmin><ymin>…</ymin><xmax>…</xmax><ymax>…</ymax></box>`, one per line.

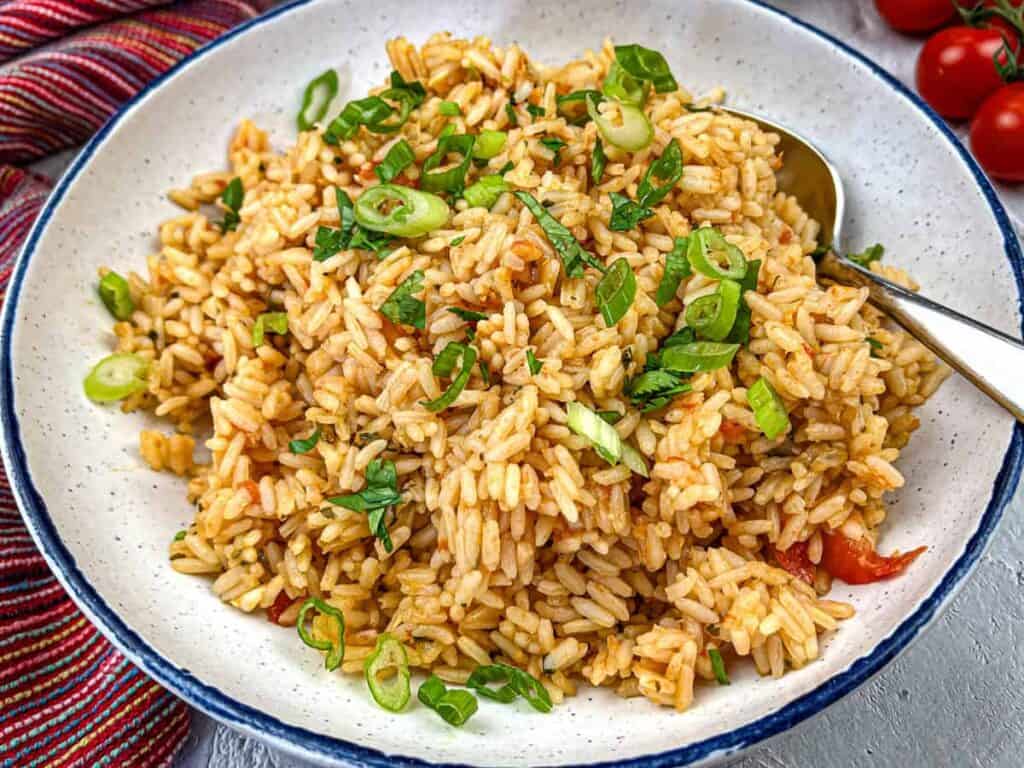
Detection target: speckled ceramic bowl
<box><xmin>2</xmin><ymin>0</ymin><xmax>1022</xmax><ymax>765</ymax></box>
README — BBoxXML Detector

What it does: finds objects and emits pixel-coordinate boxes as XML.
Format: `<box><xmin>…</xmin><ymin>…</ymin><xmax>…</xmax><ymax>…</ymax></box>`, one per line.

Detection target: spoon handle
<box><xmin>818</xmin><ymin>253</ymin><xmax>1024</xmax><ymax>423</ymax></box>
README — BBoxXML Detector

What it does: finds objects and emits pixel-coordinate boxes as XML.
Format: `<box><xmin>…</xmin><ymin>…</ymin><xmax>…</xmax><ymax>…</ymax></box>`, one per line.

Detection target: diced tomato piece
<box><xmin>266</xmin><ymin>591</ymin><xmax>293</xmax><ymax>624</ymax></box>
<box><xmin>771</xmin><ymin>541</ymin><xmax>816</xmax><ymax>584</ymax></box>
<box><xmin>820</xmin><ymin>532</ymin><xmax>926</xmax><ymax>585</ymax></box>
<box><xmin>390</xmin><ymin>174</ymin><xmax>419</xmax><ymax>189</ymax></box>
<box><xmin>719</xmin><ymin>420</ymin><xmax>746</xmax><ymax>443</ymax></box>
<box><xmin>241</xmin><ymin>480</ymin><xmax>260</xmax><ymax>503</ymax></box>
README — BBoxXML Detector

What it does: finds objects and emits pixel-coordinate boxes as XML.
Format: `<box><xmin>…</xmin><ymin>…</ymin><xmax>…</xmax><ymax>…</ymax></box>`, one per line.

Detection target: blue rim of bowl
<box><xmin>1</xmin><ymin>0</ymin><xmax>1022</xmax><ymax>765</ymax></box>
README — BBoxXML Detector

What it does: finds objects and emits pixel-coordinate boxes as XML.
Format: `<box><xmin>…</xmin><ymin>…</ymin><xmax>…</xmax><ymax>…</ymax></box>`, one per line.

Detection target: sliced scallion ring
<box><xmin>354</xmin><ymin>184</ymin><xmax>449</xmax><ymax>237</ymax></box>
<box><xmin>83</xmin><ymin>353</ymin><xmax>149</xmax><ymax>403</ymax></box>
<box><xmin>363</xmin><ymin>633</ymin><xmax>411</xmax><ymax>712</ymax></box>
<box><xmin>747</xmin><ymin>376</ymin><xmax>791</xmax><ymax>440</ymax></box>
<box><xmin>687</xmin><ymin>228</ymin><xmax>747</xmax><ymax>280</ymax></box>
<box><xmin>602</xmin><ymin>61</ymin><xmax>648</xmax><ymax>105</ymax></box>
<box><xmin>466</xmin><ymin>663</ymin><xmax>552</xmax><ymax>713</ymax></box>
<box><xmin>297</xmin><ymin>69</ymin><xmax>339</xmax><ymax>131</ymax></box>
<box><xmin>435</xmin><ymin>689</ymin><xmax>479</xmax><ymax>726</ymax></box>
<box><xmin>595</xmin><ymin>258</ymin><xmax>637</xmax><ymax>327</ymax></box>
<box><xmin>620</xmin><ymin>443</ymin><xmax>649</xmax><ymax>478</ymax></box>
<box><xmin>660</xmin><ymin>341</ymin><xmax>740</xmax><ymax>373</ymax></box>
<box><xmin>567</xmin><ymin>401</ymin><xmax>622</xmax><ymax>465</ymax></box>
<box><xmin>98</xmin><ymin>271</ymin><xmax>134</xmax><ymax>320</ymax></box>
<box><xmin>296</xmin><ymin>597</ymin><xmax>345</xmax><ymax>671</ymax></box>
<box><xmin>587</xmin><ymin>96</ymin><xmax>653</xmax><ymax>152</ymax></box>
<box><xmin>685</xmin><ymin>279</ymin><xmax>741</xmax><ymax>341</ymax></box>
<box><xmin>472</xmin><ymin>129</ymin><xmax>507</xmax><ymax>159</ymax></box>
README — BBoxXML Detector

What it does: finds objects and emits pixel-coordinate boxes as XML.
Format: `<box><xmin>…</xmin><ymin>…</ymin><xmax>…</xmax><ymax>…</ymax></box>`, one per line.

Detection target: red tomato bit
<box><xmin>771</xmin><ymin>541</ymin><xmax>816</xmax><ymax>584</ymax></box>
<box><xmin>820</xmin><ymin>532</ymin><xmax>926</xmax><ymax>585</ymax></box>
<box><xmin>267</xmin><ymin>591</ymin><xmax>293</xmax><ymax>624</ymax></box>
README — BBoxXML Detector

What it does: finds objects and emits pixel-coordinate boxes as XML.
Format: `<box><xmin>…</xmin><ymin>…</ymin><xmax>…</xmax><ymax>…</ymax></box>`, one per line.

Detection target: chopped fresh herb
<box><xmin>314</xmin><ymin>190</ymin><xmax>394</xmax><ymax>260</ymax></box>
<box><xmin>312</xmin><ymin>225</ymin><xmax>345</xmax><ymax>262</ymax></box>
<box><xmin>326</xmin><ymin>458</ymin><xmax>401</xmax><ymax>552</ymax></box>
<box><xmin>498</xmin><ymin>161</ymin><xmax>515</xmax><ymax>175</ymax></box>
<box><xmin>173</xmin><ymin>530</ymin><xmax>186</xmax><ymax>542</ymax></box>
<box><xmin>98</xmin><ymin>271</ymin><xmax>134</xmax><ymax>320</ymax></box>
<box><xmin>513</xmin><ymin>191</ymin><xmax>605</xmax><ymax>277</ymax></box>
<box><xmin>422</xmin><ymin>343</ymin><xmax>477</xmax><ymax>412</ymax></box>
<box><xmin>466</xmin><ymin>663</ymin><xmax>552</xmax><ymax>713</ymax></box>
<box><xmin>591</xmin><ymin>137</ymin><xmax>607</xmax><ymax>184</ymax></box>
<box><xmin>439</xmin><ymin>123</ymin><xmax>456</xmax><ymax>139</ymax></box>
<box><xmin>596</xmin><ymin>410</ymin><xmax>623</xmax><ymax>425</ymax></box>
<box><xmin>296</xmin><ymin>597</ymin><xmax>346</xmax><ymax>671</ymax></box>
<box><xmin>421</xmin><ymin>133</ymin><xmax>476</xmax><ymax>194</ymax></box>
<box><xmin>809</xmin><ymin>243</ymin><xmax>830</xmax><ymax>259</ymax></box>
<box><xmin>526</xmin><ymin>349</ymin><xmax>543</xmax><ymax>375</ymax></box>
<box><xmin>349</xmin><ymin>226</ymin><xmax>397</xmax><ymax>256</ymax></box>
<box><xmin>289</xmin><ymin>426</ymin><xmax>322</xmax><ymax>454</ymax></box>
<box><xmin>379</xmin><ymin>270</ymin><xmax>426</xmax><ymax>329</ymax></box>
<box><xmin>608</xmin><ymin>191</ymin><xmax>653</xmax><ymax>231</ymax></box>
<box><xmin>725</xmin><ymin>259</ymin><xmax>761</xmax><ymax>346</ymax></box>
<box><xmin>450</xmin><ymin>235</ymin><xmax>466</xmax><ymax>247</ymax></box>
<box><xmin>322</xmin><ymin>71</ymin><xmax>425</xmax><ymax>144</ymax></box>
<box><xmin>505</xmin><ymin>100</ymin><xmax>519</xmax><ymax>127</ymax></box>
<box><xmin>847</xmin><ymin>243</ymin><xmax>884</xmax><ymax>268</ymax></box>
<box><xmin>375</xmin><ymin>139</ymin><xmax>416</xmax><ymax>183</ymax></box>
<box><xmin>218</xmin><ymin>177</ymin><xmax>243</xmax><ymax>232</ymax></box>
<box><xmin>614</xmin><ymin>44</ymin><xmax>678</xmax><ymax>94</ymax></box>
<box><xmin>478</xmin><ymin>359</ymin><xmax>491</xmax><ymax>386</ymax></box>
<box><xmin>357</xmin><ymin>432</ymin><xmax>381</xmax><ymax>446</ymax></box>
<box><xmin>867</xmin><ymin>337</ymin><xmax>884</xmax><ymax>357</ymax></box>
<box><xmin>447</xmin><ymin>306</ymin><xmax>487</xmax><ymax>340</ymax></box>
<box><xmin>439</xmin><ymin>100</ymin><xmax>462</xmax><ymax>117</ymax></box>
<box><xmin>252</xmin><ymin>312</ymin><xmax>288</xmax><ymax>347</ymax></box>
<box><xmin>684</xmin><ymin>103</ymin><xmax>714</xmax><ymax>113</ymax></box>
<box><xmin>637</xmin><ymin>139</ymin><xmax>683</xmax><ymax>207</ymax></box>
<box><xmin>539</xmin><ymin>136</ymin><xmax>567</xmax><ymax>165</ymax></box>
<box><xmin>526</xmin><ymin>103</ymin><xmax>546</xmax><ymax>119</ymax></box>
<box><xmin>556</xmin><ymin>89</ymin><xmax>604</xmax><ymax>125</ymax></box>
<box><xmin>595</xmin><ymin>257</ymin><xmax>637</xmax><ymax>327</ymax></box>
<box><xmin>432</xmin><ymin>342</ymin><xmax>465</xmax><ymax>377</ymax></box>
<box><xmin>625</xmin><ymin>368</ymin><xmax>691</xmax><ymax>412</ymax></box>
<box><xmin>655</xmin><ymin>236</ymin><xmax>692</xmax><ymax>307</ymax></box>
<box><xmin>463</xmin><ymin>174</ymin><xmax>508</xmax><ymax>209</ymax></box>
<box><xmin>297</xmin><ymin>69</ymin><xmax>339</xmax><ymax>131</ymax></box>
<box><xmin>708</xmin><ymin>647</ymin><xmax>730</xmax><ymax>685</ymax></box>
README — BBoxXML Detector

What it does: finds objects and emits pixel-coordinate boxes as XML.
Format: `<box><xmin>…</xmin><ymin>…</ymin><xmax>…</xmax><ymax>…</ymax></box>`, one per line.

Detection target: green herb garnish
<box><xmin>513</xmin><ymin>191</ymin><xmax>605</xmax><ymax>278</ymax></box>
<box><xmin>289</xmin><ymin>426</ymin><xmax>322</xmax><ymax>454</ymax></box>
<box><xmin>327</xmin><ymin>458</ymin><xmax>401</xmax><ymax>552</ymax></box>
<box><xmin>526</xmin><ymin>349</ymin><xmax>543</xmax><ymax>375</ymax></box>
<box><xmin>378</xmin><ymin>270</ymin><xmax>426</xmax><ymax>329</ymax></box>
<box><xmin>252</xmin><ymin>312</ymin><xmax>288</xmax><ymax>347</ymax></box>
<box><xmin>218</xmin><ymin>177</ymin><xmax>243</xmax><ymax>232</ymax></box>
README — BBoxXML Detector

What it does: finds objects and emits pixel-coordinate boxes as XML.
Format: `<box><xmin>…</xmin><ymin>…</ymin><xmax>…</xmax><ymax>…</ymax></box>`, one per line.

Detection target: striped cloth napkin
<box><xmin>0</xmin><ymin>2</ymin><xmax>270</xmax><ymax>765</ymax></box>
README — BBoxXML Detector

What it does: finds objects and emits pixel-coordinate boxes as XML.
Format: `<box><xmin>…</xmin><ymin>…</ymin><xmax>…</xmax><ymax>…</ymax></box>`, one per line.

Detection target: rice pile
<box><xmin>105</xmin><ymin>34</ymin><xmax>950</xmax><ymax>711</ymax></box>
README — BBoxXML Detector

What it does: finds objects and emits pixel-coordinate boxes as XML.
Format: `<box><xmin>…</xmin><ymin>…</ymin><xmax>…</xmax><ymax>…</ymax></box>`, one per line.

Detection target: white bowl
<box><xmin>2</xmin><ymin>0</ymin><xmax>1022</xmax><ymax>765</ymax></box>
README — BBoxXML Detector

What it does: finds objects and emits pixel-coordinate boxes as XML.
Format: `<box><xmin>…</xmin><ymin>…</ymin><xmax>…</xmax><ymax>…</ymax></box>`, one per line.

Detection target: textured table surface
<box><xmin>113</xmin><ymin>1</ymin><xmax>1019</xmax><ymax>765</ymax></box>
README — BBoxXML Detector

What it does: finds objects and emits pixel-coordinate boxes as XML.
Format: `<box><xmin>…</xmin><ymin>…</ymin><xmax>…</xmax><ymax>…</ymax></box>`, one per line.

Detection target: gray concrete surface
<box><xmin>152</xmin><ymin>2</ymin><xmax>1023</xmax><ymax>765</ymax></box>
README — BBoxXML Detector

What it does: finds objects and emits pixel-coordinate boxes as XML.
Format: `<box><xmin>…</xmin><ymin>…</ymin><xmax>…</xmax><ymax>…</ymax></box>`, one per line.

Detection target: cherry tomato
<box><xmin>917</xmin><ymin>27</ymin><xmax>1011</xmax><ymax>119</ymax></box>
<box><xmin>820</xmin><ymin>533</ymin><xmax>926</xmax><ymax>585</ymax></box>
<box><xmin>971</xmin><ymin>83</ymin><xmax>1024</xmax><ymax>181</ymax></box>
<box><xmin>875</xmin><ymin>0</ymin><xmax>956</xmax><ymax>33</ymax></box>
<box><xmin>771</xmin><ymin>542</ymin><xmax>816</xmax><ymax>584</ymax></box>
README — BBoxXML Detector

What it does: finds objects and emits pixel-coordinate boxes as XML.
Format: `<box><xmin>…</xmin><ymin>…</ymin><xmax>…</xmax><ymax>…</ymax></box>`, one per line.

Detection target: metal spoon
<box><xmin>721</xmin><ymin>106</ymin><xmax>1024</xmax><ymax>423</ymax></box>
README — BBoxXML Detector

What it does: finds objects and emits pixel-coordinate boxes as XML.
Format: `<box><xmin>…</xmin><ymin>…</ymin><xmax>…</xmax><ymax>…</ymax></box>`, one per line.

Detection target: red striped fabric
<box><xmin>0</xmin><ymin>1</ymin><xmax>269</xmax><ymax>764</ymax></box>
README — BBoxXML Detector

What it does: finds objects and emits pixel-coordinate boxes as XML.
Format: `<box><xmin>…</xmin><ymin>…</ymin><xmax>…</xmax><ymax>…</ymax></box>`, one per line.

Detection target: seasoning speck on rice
<box><xmin>89</xmin><ymin>34</ymin><xmax>948</xmax><ymax>714</ymax></box>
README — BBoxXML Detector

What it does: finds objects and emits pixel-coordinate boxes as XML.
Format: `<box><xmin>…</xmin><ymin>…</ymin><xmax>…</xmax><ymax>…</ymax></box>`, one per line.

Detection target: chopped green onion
<box><xmin>478</xmin><ymin>359</ymin><xmax>491</xmax><ymax>386</ymax></box>
<box><xmin>349</xmin><ymin>226</ymin><xmax>396</xmax><ymax>257</ymax></box>
<box><xmin>327</xmin><ymin>458</ymin><xmax>400</xmax><ymax>552</ymax></box>
<box><xmin>637</xmin><ymin>139</ymin><xmax>683</xmax><ymax>207</ymax></box>
<box><xmin>867</xmin><ymin>337</ymin><xmax>883</xmax><ymax>357</ymax></box>
<box><xmin>687</xmin><ymin>228</ymin><xmax>747</xmax><ymax>280</ymax></box>
<box><xmin>708</xmin><ymin>647</ymin><xmax>730</xmax><ymax>685</ymax></box>
<box><xmin>624</xmin><ymin>369</ymin><xmax>691</xmax><ymax>412</ymax></box>
<box><xmin>98</xmin><ymin>271</ymin><xmax>134</xmax><ymax>320</ymax></box>
<box><xmin>685</xmin><ymin>279</ymin><xmax>741</xmax><ymax>342</ymax></box>
<box><xmin>505</xmin><ymin>100</ymin><xmax>519</xmax><ymax>126</ymax></box>
<box><xmin>252</xmin><ymin>312</ymin><xmax>288</xmax><ymax>347</ymax></box>
<box><xmin>591</xmin><ymin>137</ymin><xmax>607</xmax><ymax>183</ymax></box>
<box><xmin>602</xmin><ymin>61</ymin><xmax>648</xmax><ymax>106</ymax></box>
<box><xmin>422</xmin><ymin>344</ymin><xmax>477</xmax><ymax>412</ymax></box>
<box><xmin>847</xmin><ymin>243</ymin><xmax>884</xmax><ymax>268</ymax></box>
<box><xmin>375</xmin><ymin>139</ymin><xmax>416</xmax><ymax>183</ymax></box>
<box><xmin>439</xmin><ymin>123</ymin><xmax>456</xmax><ymax>139</ymax></box>
<box><xmin>539</xmin><ymin>136</ymin><xmax>567</xmax><ymax>165</ymax></box>
<box><xmin>449</xmin><ymin>236</ymin><xmax>466</xmax><ymax>247</ymax></box>
<box><xmin>363</xmin><ymin>633</ymin><xmax>411</xmax><ymax>712</ymax></box>
<box><xmin>296</xmin><ymin>597</ymin><xmax>345</xmax><ymax>671</ymax></box>
<box><xmin>620</xmin><ymin>443</ymin><xmax>650</xmax><ymax>478</ymax></box>
<box><xmin>432</xmin><ymin>342</ymin><xmax>466</xmax><ymax>377</ymax></box>
<box><xmin>556</xmin><ymin>90</ymin><xmax>604</xmax><ymax>125</ymax></box>
<box><xmin>472</xmin><ymin>129</ymin><xmax>507</xmax><ymax>160</ymax></box>
<box><xmin>355</xmin><ymin>185</ymin><xmax>449</xmax><ymax>238</ymax></box>
<box><xmin>725</xmin><ymin>259</ymin><xmax>761</xmax><ymax>346</ymax></box>
<box><xmin>655</xmin><ymin>236</ymin><xmax>692</xmax><ymax>307</ymax></box>
<box><xmin>614</xmin><ymin>44</ymin><xmax>678</xmax><ymax>94</ymax></box>
<box><xmin>447</xmin><ymin>306</ymin><xmax>488</xmax><ymax>322</ymax></box>
<box><xmin>595</xmin><ymin>258</ymin><xmax>637</xmax><ymax>327</ymax></box>
<box><xmin>466</xmin><ymin>663</ymin><xmax>552</xmax><ymax>713</ymax></box>
<box><xmin>661</xmin><ymin>341</ymin><xmax>740</xmax><ymax>373</ymax></box>
<box><xmin>587</xmin><ymin>96</ymin><xmax>653</xmax><ymax>151</ymax></box>
<box><xmin>336</xmin><ymin>188</ymin><xmax>357</xmax><ymax>240</ymax></box>
<box><xmin>378</xmin><ymin>270</ymin><xmax>426</xmax><ymax>329</ymax></box>
<box><xmin>747</xmin><ymin>376</ymin><xmax>790</xmax><ymax>440</ymax></box>
<box><xmin>289</xmin><ymin>426</ymin><xmax>321</xmax><ymax>454</ymax></box>
<box><xmin>439</xmin><ymin>100</ymin><xmax>462</xmax><ymax>116</ymax></box>
<box><xmin>608</xmin><ymin>191</ymin><xmax>653</xmax><ymax>232</ymax></box>
<box><xmin>596</xmin><ymin>410</ymin><xmax>623</xmax><ymax>425</ymax></box>
<box><xmin>419</xmin><ymin>677</ymin><xmax>479</xmax><ymax>727</ymax></box>
<box><xmin>421</xmin><ymin>133</ymin><xmax>476</xmax><ymax>194</ymax></box>
<box><xmin>684</xmin><ymin>103</ymin><xmax>714</xmax><ymax>113</ymax></box>
<box><xmin>218</xmin><ymin>177</ymin><xmax>243</xmax><ymax>232</ymax></box>
<box><xmin>513</xmin><ymin>191</ymin><xmax>604</xmax><ymax>278</ymax></box>
<box><xmin>297</xmin><ymin>69</ymin><xmax>339</xmax><ymax>131</ymax></box>
<box><xmin>83</xmin><ymin>353</ymin><xmax>149</xmax><ymax>403</ymax></box>
<box><xmin>323</xmin><ymin>71</ymin><xmax>425</xmax><ymax>144</ymax></box>
<box><xmin>463</xmin><ymin>175</ymin><xmax>507</xmax><ymax>209</ymax></box>
<box><xmin>526</xmin><ymin>103</ymin><xmax>545</xmax><ymax>119</ymax></box>
<box><xmin>567</xmin><ymin>401</ymin><xmax>621</xmax><ymax>464</ymax></box>
<box><xmin>173</xmin><ymin>530</ymin><xmax>186</xmax><ymax>542</ymax></box>
<box><xmin>661</xmin><ymin>326</ymin><xmax>697</xmax><ymax>349</ymax></box>
<box><xmin>526</xmin><ymin>349</ymin><xmax>543</xmax><ymax>375</ymax></box>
